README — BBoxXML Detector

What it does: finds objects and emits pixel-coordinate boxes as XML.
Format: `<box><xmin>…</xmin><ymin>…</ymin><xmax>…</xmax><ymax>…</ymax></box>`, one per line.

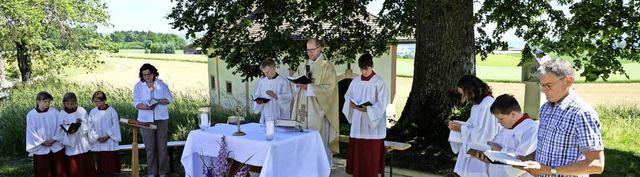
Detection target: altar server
<box><xmin>485</xmin><ymin>94</ymin><xmax>538</xmax><ymax>177</ymax></box>
<box><xmin>341</xmin><ymin>53</ymin><xmax>389</xmax><ymax>177</ymax></box>
<box><xmin>26</xmin><ymin>91</ymin><xmax>67</xmax><ymax>177</ymax></box>
<box><xmin>59</xmin><ymin>92</ymin><xmax>98</xmax><ymax>177</ymax></box>
<box><xmin>252</xmin><ymin>58</ymin><xmax>293</xmax><ymax>123</ymax></box>
<box><xmin>448</xmin><ymin>75</ymin><xmax>502</xmax><ymax>177</ymax></box>
<box><xmin>89</xmin><ymin>91</ymin><xmax>122</xmax><ymax>176</ymax></box>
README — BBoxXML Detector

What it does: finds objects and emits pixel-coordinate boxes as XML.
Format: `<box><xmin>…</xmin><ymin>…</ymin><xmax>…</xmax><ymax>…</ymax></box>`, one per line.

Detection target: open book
<box><xmin>60</xmin><ymin>123</ymin><xmax>82</xmax><ymax>134</ymax></box>
<box><xmin>467</xmin><ymin>148</ymin><xmax>528</xmax><ymax>167</ymax></box>
<box><xmin>350</xmin><ymin>98</ymin><xmax>373</xmax><ymax>107</ymax></box>
<box><xmin>144</xmin><ymin>98</ymin><xmax>160</xmax><ymax>107</ymax></box>
<box><xmin>286</xmin><ymin>75</ymin><xmax>312</xmax><ymax>84</ymax></box>
<box><xmin>252</xmin><ymin>95</ymin><xmax>271</xmax><ymax>103</ymax></box>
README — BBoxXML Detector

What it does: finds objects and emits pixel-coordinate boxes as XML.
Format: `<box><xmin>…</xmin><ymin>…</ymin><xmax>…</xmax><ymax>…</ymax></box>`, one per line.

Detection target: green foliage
<box><xmin>1</xmin><ymin>50</ymin><xmax>103</xmax><ymax>80</ymax></box>
<box><xmin>167</xmin><ymin>0</ymin><xmax>393</xmax><ymax>81</ymax></box>
<box><xmin>0</xmin><ymin>0</ymin><xmax>111</xmax><ymax>81</ymax></box>
<box><xmin>107</xmin><ymin>30</ymin><xmax>188</xmax><ymax>49</ymax></box>
<box><xmin>476</xmin><ymin>0</ymin><xmax>640</xmax><ymax>81</ymax></box>
<box><xmin>0</xmin><ymin>77</ymin><xmax>258</xmax><ymax>156</ymax></box>
<box><xmin>145</xmin><ymin>48</ymin><xmax>150</xmax><ymax>54</ymax></box>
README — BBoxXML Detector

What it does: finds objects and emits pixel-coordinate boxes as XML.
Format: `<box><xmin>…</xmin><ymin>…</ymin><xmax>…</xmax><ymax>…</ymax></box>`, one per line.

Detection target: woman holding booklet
<box><xmin>341</xmin><ymin>54</ymin><xmax>389</xmax><ymax>177</ymax></box>
<box><xmin>448</xmin><ymin>75</ymin><xmax>501</xmax><ymax>177</ymax></box>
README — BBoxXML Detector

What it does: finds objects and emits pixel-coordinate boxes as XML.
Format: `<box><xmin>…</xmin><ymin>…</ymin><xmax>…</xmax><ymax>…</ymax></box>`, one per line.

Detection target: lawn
<box><xmin>105</xmin><ymin>49</ymin><xmax>208</xmax><ymax>63</ymax></box>
<box><xmin>397</xmin><ymin>54</ymin><xmax>640</xmax><ymax>82</ymax></box>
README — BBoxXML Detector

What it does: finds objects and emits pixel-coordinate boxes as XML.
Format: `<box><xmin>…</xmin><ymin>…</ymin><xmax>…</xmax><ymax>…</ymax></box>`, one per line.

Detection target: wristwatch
<box><xmin>550</xmin><ymin>165</ymin><xmax>557</xmax><ymax>177</ymax></box>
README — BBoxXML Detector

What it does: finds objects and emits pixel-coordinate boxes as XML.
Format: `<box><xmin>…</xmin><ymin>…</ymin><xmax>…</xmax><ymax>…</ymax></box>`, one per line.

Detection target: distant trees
<box><xmin>107</xmin><ymin>30</ymin><xmax>186</xmax><ymax>51</ymax></box>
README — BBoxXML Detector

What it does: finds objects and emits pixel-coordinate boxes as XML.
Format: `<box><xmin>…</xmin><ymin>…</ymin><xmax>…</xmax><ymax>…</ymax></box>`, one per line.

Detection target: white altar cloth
<box><xmin>181</xmin><ymin>123</ymin><xmax>330</xmax><ymax>177</ymax></box>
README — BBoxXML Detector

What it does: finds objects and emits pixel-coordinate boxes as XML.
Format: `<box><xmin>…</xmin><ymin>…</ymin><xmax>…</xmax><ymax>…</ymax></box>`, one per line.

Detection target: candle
<box><xmin>265</xmin><ymin>117</ymin><xmax>275</xmax><ymax>141</ymax></box>
<box><xmin>200</xmin><ymin>113</ymin><xmax>208</xmax><ymax>126</ymax></box>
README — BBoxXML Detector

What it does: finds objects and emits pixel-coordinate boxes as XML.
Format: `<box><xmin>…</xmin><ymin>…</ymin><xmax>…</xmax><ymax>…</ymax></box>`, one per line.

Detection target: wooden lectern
<box><xmin>120</xmin><ymin>118</ymin><xmax>157</xmax><ymax>177</ymax></box>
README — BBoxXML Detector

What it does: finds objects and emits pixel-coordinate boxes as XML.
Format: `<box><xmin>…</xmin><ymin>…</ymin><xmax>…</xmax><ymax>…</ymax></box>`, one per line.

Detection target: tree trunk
<box><xmin>388</xmin><ymin>0</ymin><xmax>475</xmax><ymax>161</ymax></box>
<box><xmin>16</xmin><ymin>42</ymin><xmax>32</xmax><ymax>82</ymax></box>
<box><xmin>0</xmin><ymin>47</ymin><xmax>5</xmax><ymax>82</ymax></box>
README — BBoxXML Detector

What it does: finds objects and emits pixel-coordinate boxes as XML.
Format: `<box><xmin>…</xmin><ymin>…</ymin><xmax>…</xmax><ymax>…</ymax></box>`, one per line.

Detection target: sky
<box><xmin>98</xmin><ymin>0</ymin><xmax>385</xmax><ymax>34</ymax></box>
<box><xmin>98</xmin><ymin>0</ymin><xmax>531</xmax><ymax>47</ymax></box>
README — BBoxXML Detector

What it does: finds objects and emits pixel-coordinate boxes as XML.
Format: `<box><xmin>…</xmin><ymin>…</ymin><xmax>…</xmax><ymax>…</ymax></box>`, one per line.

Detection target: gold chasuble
<box><xmin>291</xmin><ymin>56</ymin><xmax>340</xmax><ymax>155</ymax></box>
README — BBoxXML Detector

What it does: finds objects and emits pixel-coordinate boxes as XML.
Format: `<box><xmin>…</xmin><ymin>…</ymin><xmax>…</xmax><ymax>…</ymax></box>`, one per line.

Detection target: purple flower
<box><xmin>214</xmin><ymin>136</ymin><xmax>229</xmax><ymax>177</ymax></box>
<box><xmin>234</xmin><ymin>165</ymin><xmax>250</xmax><ymax>177</ymax></box>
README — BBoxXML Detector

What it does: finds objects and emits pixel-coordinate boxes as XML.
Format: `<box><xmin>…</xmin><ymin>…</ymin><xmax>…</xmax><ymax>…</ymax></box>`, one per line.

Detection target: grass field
<box><xmin>105</xmin><ymin>49</ymin><xmax>209</xmax><ymax>63</ymax></box>
<box><xmin>397</xmin><ymin>54</ymin><xmax>640</xmax><ymax>82</ymax></box>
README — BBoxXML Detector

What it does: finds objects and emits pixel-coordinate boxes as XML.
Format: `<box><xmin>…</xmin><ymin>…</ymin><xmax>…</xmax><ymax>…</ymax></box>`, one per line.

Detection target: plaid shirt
<box><xmin>535</xmin><ymin>90</ymin><xmax>604</xmax><ymax>177</ymax></box>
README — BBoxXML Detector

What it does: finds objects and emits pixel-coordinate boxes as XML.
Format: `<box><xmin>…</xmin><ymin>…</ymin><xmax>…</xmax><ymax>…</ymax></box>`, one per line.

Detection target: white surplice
<box><xmin>58</xmin><ymin>107</ymin><xmax>99</xmax><ymax>156</ymax></box>
<box><xmin>489</xmin><ymin>118</ymin><xmax>538</xmax><ymax>177</ymax></box>
<box><xmin>252</xmin><ymin>74</ymin><xmax>293</xmax><ymax>123</ymax></box>
<box><xmin>450</xmin><ymin>96</ymin><xmax>502</xmax><ymax>177</ymax></box>
<box><xmin>26</xmin><ymin>107</ymin><xmax>64</xmax><ymax>155</ymax></box>
<box><xmin>89</xmin><ymin>106</ymin><xmax>122</xmax><ymax>151</ymax></box>
<box><xmin>341</xmin><ymin>75</ymin><xmax>389</xmax><ymax>139</ymax></box>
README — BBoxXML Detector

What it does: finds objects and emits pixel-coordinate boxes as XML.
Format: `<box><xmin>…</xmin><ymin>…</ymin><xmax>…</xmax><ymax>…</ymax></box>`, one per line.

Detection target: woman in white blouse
<box><xmin>133</xmin><ymin>63</ymin><xmax>173</xmax><ymax>177</ymax></box>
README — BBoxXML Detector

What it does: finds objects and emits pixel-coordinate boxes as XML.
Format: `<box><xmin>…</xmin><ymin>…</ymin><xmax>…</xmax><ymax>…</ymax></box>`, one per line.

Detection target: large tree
<box><xmin>168</xmin><ymin>0</ymin><xmax>640</xmax><ymax>172</ymax></box>
<box><xmin>0</xmin><ymin>0</ymin><xmax>110</xmax><ymax>81</ymax></box>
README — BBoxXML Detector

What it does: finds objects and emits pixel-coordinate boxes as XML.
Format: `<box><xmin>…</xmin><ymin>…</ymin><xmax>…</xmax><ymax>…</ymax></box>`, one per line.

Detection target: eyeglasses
<box><xmin>306</xmin><ymin>47</ymin><xmax>319</xmax><ymax>53</ymax></box>
<box><xmin>537</xmin><ymin>76</ymin><xmax>566</xmax><ymax>90</ymax></box>
<box><xmin>93</xmin><ymin>100</ymin><xmax>105</xmax><ymax>103</ymax></box>
<box><xmin>142</xmin><ymin>73</ymin><xmax>154</xmax><ymax>77</ymax></box>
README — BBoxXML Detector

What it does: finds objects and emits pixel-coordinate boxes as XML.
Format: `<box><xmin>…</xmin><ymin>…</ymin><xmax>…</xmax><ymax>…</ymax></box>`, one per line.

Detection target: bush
<box><xmin>0</xmin><ymin>77</ymin><xmax>258</xmax><ymax>156</ymax></box>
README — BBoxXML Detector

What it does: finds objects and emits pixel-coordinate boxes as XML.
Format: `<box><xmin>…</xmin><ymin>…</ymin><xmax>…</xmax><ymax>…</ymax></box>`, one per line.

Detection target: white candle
<box><xmin>200</xmin><ymin>113</ymin><xmax>208</xmax><ymax>126</ymax></box>
<box><xmin>266</xmin><ymin>117</ymin><xmax>275</xmax><ymax>140</ymax></box>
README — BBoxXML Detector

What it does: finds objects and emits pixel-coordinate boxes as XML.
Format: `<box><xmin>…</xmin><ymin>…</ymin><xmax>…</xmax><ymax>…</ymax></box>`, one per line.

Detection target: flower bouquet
<box><xmin>201</xmin><ymin>136</ymin><xmax>252</xmax><ymax>177</ymax></box>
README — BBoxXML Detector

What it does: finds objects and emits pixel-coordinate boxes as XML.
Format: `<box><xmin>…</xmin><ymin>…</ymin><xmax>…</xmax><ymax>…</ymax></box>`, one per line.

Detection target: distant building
<box><xmin>183</xmin><ymin>47</ymin><xmax>204</xmax><ymax>54</ymax></box>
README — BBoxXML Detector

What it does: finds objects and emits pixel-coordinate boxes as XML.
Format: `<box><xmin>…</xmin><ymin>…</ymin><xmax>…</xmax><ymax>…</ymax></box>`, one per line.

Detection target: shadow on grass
<box><xmin>593</xmin><ymin>148</ymin><xmax>640</xmax><ymax>177</ymax></box>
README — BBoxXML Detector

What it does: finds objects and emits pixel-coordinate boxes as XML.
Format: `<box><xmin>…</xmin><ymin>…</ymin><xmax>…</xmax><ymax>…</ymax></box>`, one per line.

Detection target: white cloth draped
<box><xmin>89</xmin><ymin>107</ymin><xmax>122</xmax><ymax>151</ymax></box>
<box><xmin>58</xmin><ymin>107</ymin><xmax>98</xmax><ymax>156</ymax></box>
<box><xmin>26</xmin><ymin>108</ymin><xmax>64</xmax><ymax>155</ymax></box>
<box><xmin>341</xmin><ymin>75</ymin><xmax>389</xmax><ymax>139</ymax></box>
<box><xmin>450</xmin><ymin>96</ymin><xmax>502</xmax><ymax>177</ymax></box>
<box><xmin>181</xmin><ymin>123</ymin><xmax>330</xmax><ymax>177</ymax></box>
<box><xmin>133</xmin><ymin>79</ymin><xmax>173</xmax><ymax>122</ymax></box>
<box><xmin>252</xmin><ymin>75</ymin><xmax>293</xmax><ymax>123</ymax></box>
<box><xmin>489</xmin><ymin>119</ymin><xmax>538</xmax><ymax>177</ymax></box>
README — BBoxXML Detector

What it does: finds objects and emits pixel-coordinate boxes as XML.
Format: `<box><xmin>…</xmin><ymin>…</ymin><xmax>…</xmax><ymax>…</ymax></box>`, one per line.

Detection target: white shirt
<box><xmin>252</xmin><ymin>74</ymin><xmax>293</xmax><ymax>123</ymax></box>
<box><xmin>341</xmin><ymin>75</ymin><xmax>389</xmax><ymax>139</ymax></box>
<box><xmin>133</xmin><ymin>79</ymin><xmax>173</xmax><ymax>122</ymax></box>
<box><xmin>89</xmin><ymin>106</ymin><xmax>122</xmax><ymax>151</ymax></box>
<box><xmin>26</xmin><ymin>107</ymin><xmax>64</xmax><ymax>155</ymax></box>
<box><xmin>59</xmin><ymin>107</ymin><xmax>99</xmax><ymax>156</ymax></box>
<box><xmin>489</xmin><ymin>118</ymin><xmax>538</xmax><ymax>177</ymax></box>
<box><xmin>451</xmin><ymin>96</ymin><xmax>502</xmax><ymax>177</ymax></box>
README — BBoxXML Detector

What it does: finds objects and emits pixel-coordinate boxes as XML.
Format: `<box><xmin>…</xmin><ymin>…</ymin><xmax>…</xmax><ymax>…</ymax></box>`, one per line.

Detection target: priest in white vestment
<box><xmin>291</xmin><ymin>38</ymin><xmax>340</xmax><ymax>162</ymax></box>
<box><xmin>252</xmin><ymin>58</ymin><xmax>293</xmax><ymax>123</ymax></box>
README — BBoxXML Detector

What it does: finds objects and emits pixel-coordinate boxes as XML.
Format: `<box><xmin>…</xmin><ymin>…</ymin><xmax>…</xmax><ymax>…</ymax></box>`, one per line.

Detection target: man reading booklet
<box><xmin>252</xmin><ymin>58</ymin><xmax>292</xmax><ymax>124</ymax></box>
<box><xmin>472</xmin><ymin>94</ymin><xmax>538</xmax><ymax>177</ymax></box>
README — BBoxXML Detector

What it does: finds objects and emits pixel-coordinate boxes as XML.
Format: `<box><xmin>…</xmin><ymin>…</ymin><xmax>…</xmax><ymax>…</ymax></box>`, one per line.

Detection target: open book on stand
<box><xmin>60</xmin><ymin>123</ymin><xmax>82</xmax><ymax>134</ymax></box>
<box><xmin>252</xmin><ymin>95</ymin><xmax>271</xmax><ymax>103</ymax></box>
<box><xmin>350</xmin><ymin>98</ymin><xmax>373</xmax><ymax>107</ymax></box>
<box><xmin>286</xmin><ymin>75</ymin><xmax>312</xmax><ymax>84</ymax></box>
<box><xmin>467</xmin><ymin>145</ymin><xmax>528</xmax><ymax>167</ymax></box>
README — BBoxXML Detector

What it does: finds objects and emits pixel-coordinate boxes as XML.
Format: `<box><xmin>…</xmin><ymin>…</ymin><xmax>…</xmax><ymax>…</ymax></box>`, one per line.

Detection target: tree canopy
<box><xmin>168</xmin><ymin>0</ymin><xmax>639</xmax><ymax>172</ymax></box>
<box><xmin>107</xmin><ymin>30</ymin><xmax>188</xmax><ymax>50</ymax></box>
<box><xmin>0</xmin><ymin>0</ymin><xmax>110</xmax><ymax>81</ymax></box>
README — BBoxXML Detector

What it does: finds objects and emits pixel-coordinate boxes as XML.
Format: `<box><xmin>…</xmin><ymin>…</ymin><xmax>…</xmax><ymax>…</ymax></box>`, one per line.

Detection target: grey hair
<box><xmin>308</xmin><ymin>38</ymin><xmax>322</xmax><ymax>48</ymax></box>
<box><xmin>535</xmin><ymin>59</ymin><xmax>575</xmax><ymax>78</ymax></box>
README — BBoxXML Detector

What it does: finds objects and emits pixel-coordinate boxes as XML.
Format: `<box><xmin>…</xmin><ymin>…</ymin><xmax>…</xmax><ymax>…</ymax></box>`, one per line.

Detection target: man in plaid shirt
<box><xmin>518</xmin><ymin>59</ymin><xmax>605</xmax><ymax>177</ymax></box>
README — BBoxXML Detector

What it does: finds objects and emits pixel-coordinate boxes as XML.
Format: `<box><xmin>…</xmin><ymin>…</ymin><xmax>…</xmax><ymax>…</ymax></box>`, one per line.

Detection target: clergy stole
<box><xmin>291</xmin><ymin>57</ymin><xmax>340</xmax><ymax>155</ymax></box>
